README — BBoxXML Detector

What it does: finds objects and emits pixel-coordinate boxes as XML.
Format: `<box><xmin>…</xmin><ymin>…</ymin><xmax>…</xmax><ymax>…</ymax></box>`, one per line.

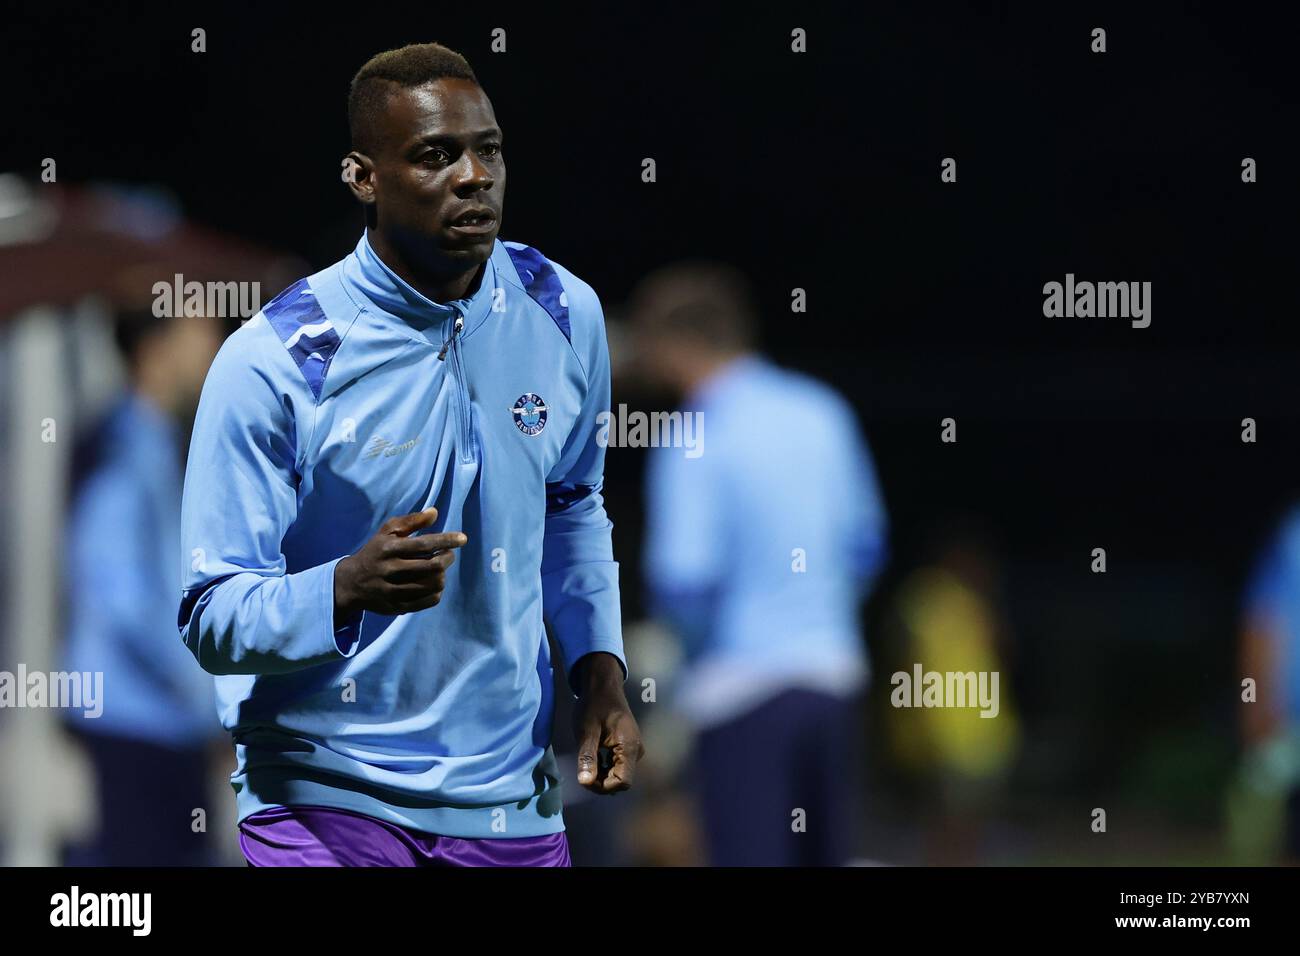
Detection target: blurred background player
<box><xmin>1230</xmin><ymin>506</ymin><xmax>1300</xmax><ymax>864</ymax></box>
<box><xmin>881</xmin><ymin>518</ymin><xmax>1021</xmax><ymax>865</ymax></box>
<box><xmin>627</xmin><ymin>261</ymin><xmax>888</xmax><ymax>866</ymax></box>
<box><xmin>60</xmin><ymin>297</ymin><xmax>229</xmax><ymax>866</ymax></box>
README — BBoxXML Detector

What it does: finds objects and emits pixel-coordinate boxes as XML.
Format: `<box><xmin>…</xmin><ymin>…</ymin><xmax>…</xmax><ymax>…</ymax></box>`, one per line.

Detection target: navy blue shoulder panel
<box><xmin>260</xmin><ymin>278</ymin><xmax>342</xmax><ymax>401</ymax></box>
<box><xmin>504</xmin><ymin>243</ymin><xmax>572</xmax><ymax>343</ymax></box>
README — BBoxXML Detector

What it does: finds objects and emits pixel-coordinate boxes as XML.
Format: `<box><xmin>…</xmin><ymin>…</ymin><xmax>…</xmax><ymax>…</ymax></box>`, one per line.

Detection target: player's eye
<box><xmin>421</xmin><ymin>149</ymin><xmax>451</xmax><ymax>166</ymax></box>
<box><xmin>480</xmin><ymin>143</ymin><xmax>501</xmax><ymax>159</ymax></box>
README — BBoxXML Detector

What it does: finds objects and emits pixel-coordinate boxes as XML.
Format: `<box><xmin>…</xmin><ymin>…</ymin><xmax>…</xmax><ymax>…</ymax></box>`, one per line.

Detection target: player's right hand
<box><xmin>333</xmin><ymin>507</ymin><xmax>467</xmax><ymax>616</ymax></box>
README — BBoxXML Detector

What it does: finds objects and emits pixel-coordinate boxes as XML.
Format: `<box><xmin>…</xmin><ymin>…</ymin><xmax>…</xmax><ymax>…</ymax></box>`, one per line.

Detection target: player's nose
<box><xmin>454</xmin><ymin>152</ymin><xmax>495</xmax><ymax>193</ymax></box>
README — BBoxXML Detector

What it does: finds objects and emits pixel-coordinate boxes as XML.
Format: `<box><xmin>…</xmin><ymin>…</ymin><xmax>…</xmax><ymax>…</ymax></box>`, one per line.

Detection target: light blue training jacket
<box><xmin>178</xmin><ymin>230</ymin><xmax>626</xmax><ymax>838</ymax></box>
<box><xmin>643</xmin><ymin>356</ymin><xmax>887</xmax><ymax>725</ymax></box>
<box><xmin>64</xmin><ymin>393</ymin><xmax>220</xmax><ymax>747</ymax></box>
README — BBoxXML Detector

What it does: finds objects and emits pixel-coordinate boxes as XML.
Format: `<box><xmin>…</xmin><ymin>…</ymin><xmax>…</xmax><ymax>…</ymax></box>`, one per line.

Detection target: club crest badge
<box><xmin>511</xmin><ymin>393</ymin><xmax>548</xmax><ymax>436</ymax></box>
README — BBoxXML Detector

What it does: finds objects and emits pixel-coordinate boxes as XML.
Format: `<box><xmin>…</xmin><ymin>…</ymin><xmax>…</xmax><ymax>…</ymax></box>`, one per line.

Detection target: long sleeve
<box><xmin>642</xmin><ymin>439</ymin><xmax>724</xmax><ymax>656</ymax></box>
<box><xmin>540</xmin><ymin>281</ymin><xmax>627</xmax><ymax>684</ymax></box>
<box><xmin>177</xmin><ymin>322</ymin><xmax>363</xmax><ymax>676</ymax></box>
<box><xmin>88</xmin><ymin>473</ymin><xmax>217</xmax><ymax>707</ymax></box>
<box><xmin>61</xmin><ymin>462</ymin><xmax>218</xmax><ymax>738</ymax></box>
<box><xmin>842</xmin><ymin>414</ymin><xmax>889</xmax><ymax>595</ymax></box>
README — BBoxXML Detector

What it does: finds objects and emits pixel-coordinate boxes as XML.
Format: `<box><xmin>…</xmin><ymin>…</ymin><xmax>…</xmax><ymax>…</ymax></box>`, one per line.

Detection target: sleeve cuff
<box><xmin>567</xmin><ymin>643</ymin><xmax>629</xmax><ymax>698</ymax></box>
<box><xmin>328</xmin><ymin>556</ymin><xmax>364</xmax><ymax>658</ymax></box>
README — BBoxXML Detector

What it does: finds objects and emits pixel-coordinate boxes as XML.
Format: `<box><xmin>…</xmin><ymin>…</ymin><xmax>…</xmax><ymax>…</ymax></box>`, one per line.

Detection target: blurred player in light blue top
<box><xmin>61</xmin><ymin>303</ymin><xmax>226</xmax><ymax>865</ymax></box>
<box><xmin>628</xmin><ymin>262</ymin><xmax>888</xmax><ymax>865</ymax></box>
<box><xmin>1235</xmin><ymin>505</ymin><xmax>1300</xmax><ymax>862</ymax></box>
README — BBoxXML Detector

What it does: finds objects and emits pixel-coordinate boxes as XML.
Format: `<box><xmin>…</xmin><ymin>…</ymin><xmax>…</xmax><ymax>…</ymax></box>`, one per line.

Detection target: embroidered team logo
<box><xmin>511</xmin><ymin>393</ymin><xmax>548</xmax><ymax>436</ymax></box>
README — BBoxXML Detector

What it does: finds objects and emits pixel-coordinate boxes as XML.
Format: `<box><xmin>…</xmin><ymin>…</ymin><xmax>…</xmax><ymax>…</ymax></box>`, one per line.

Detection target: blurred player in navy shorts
<box><xmin>628</xmin><ymin>262</ymin><xmax>888</xmax><ymax>865</ymax></box>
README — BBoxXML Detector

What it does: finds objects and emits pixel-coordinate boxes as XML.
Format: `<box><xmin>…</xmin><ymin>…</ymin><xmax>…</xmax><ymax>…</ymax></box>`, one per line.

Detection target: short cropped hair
<box><xmin>348</xmin><ymin>43</ymin><xmax>479</xmax><ymax>153</ymax></box>
<box><xmin>627</xmin><ymin>260</ymin><xmax>759</xmax><ymax>352</ymax></box>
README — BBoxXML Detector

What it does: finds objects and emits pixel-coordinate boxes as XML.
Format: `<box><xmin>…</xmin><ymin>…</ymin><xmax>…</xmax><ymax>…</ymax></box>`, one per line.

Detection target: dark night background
<box><xmin>4</xmin><ymin>2</ymin><xmax>1298</xmax><ymax>861</ymax></box>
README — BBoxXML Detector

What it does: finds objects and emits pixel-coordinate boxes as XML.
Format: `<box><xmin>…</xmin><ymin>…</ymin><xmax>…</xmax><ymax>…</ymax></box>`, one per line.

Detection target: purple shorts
<box><xmin>239</xmin><ymin>804</ymin><xmax>571</xmax><ymax>867</ymax></box>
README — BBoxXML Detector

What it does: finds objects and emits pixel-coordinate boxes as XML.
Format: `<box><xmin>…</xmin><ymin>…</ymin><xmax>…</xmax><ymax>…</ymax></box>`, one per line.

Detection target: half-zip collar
<box><xmin>345</xmin><ymin>229</ymin><xmax>499</xmax><ymax>349</ymax></box>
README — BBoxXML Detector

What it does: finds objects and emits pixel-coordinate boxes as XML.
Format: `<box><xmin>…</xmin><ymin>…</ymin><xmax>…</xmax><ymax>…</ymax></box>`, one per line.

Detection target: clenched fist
<box><xmin>334</xmin><ymin>507</ymin><xmax>467</xmax><ymax>617</ymax></box>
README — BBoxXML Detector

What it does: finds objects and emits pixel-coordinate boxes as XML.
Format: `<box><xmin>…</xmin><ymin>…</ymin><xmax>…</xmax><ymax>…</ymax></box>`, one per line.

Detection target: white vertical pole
<box><xmin>1</xmin><ymin>308</ymin><xmax>71</xmax><ymax>866</ymax></box>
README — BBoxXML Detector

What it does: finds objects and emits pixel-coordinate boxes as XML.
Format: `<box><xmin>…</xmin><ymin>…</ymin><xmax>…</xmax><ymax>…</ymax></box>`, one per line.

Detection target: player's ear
<box><xmin>341</xmin><ymin>151</ymin><xmax>375</xmax><ymax>204</ymax></box>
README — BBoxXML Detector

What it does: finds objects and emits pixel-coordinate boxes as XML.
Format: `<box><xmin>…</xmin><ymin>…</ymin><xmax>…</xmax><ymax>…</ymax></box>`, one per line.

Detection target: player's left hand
<box><xmin>572</xmin><ymin>652</ymin><xmax>644</xmax><ymax>794</ymax></box>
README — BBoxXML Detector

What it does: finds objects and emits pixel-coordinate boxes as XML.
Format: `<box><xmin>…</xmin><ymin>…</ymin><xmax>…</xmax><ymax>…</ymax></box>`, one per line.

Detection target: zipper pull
<box><xmin>437</xmin><ymin>313</ymin><xmax>464</xmax><ymax>361</ymax></box>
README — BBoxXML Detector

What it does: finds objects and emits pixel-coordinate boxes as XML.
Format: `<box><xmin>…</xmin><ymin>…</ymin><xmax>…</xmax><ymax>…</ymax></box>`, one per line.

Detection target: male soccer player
<box><xmin>1237</xmin><ymin>507</ymin><xmax>1300</xmax><ymax>863</ymax></box>
<box><xmin>629</xmin><ymin>262</ymin><xmax>887</xmax><ymax>866</ymax></box>
<box><xmin>63</xmin><ymin>300</ymin><xmax>226</xmax><ymax>866</ymax></box>
<box><xmin>178</xmin><ymin>42</ymin><xmax>642</xmax><ymax>866</ymax></box>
